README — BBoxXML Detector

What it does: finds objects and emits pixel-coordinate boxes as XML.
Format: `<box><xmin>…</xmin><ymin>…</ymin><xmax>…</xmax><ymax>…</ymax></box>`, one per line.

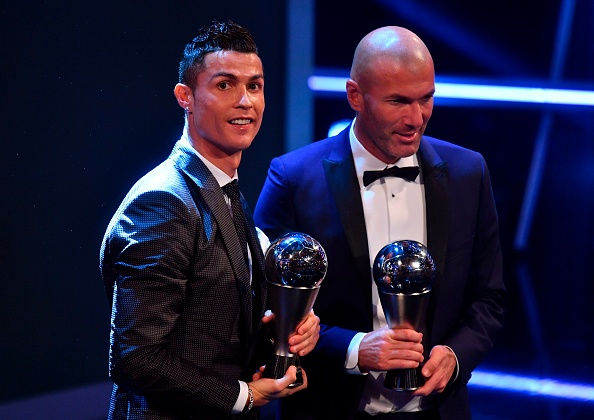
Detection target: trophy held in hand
<box><xmin>372</xmin><ymin>240</ymin><xmax>436</xmax><ymax>391</ymax></box>
<box><xmin>263</xmin><ymin>232</ymin><xmax>327</xmax><ymax>387</ymax></box>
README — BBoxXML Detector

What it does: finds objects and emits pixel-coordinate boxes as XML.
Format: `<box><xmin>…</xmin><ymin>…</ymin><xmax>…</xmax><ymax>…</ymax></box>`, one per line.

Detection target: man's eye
<box><xmin>219</xmin><ymin>81</ymin><xmax>229</xmax><ymax>89</ymax></box>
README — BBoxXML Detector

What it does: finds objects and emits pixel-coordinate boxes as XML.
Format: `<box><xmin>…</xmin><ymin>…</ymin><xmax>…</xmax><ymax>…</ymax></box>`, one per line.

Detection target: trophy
<box><xmin>263</xmin><ymin>232</ymin><xmax>327</xmax><ymax>387</ymax></box>
<box><xmin>372</xmin><ymin>240</ymin><xmax>436</xmax><ymax>391</ymax></box>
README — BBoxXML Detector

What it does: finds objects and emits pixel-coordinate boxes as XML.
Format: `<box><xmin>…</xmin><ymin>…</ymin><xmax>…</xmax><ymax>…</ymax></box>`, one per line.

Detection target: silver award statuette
<box><xmin>372</xmin><ymin>240</ymin><xmax>436</xmax><ymax>391</ymax></box>
<box><xmin>263</xmin><ymin>232</ymin><xmax>327</xmax><ymax>387</ymax></box>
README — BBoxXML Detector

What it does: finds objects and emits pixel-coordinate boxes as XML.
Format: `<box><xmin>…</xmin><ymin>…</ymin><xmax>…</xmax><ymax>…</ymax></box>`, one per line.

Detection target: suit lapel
<box><xmin>242</xmin><ymin>198</ymin><xmax>269</xmax><ymax>371</ymax></box>
<box><xmin>242</xmin><ymin>198</ymin><xmax>267</xmax><ymax>324</ymax></box>
<box><xmin>170</xmin><ymin>140</ymin><xmax>254</xmax><ymax>336</ymax></box>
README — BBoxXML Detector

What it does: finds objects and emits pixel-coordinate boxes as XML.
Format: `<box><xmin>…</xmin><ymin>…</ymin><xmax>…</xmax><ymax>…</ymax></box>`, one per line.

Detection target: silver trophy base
<box><xmin>384</xmin><ymin>366</ymin><xmax>425</xmax><ymax>391</ymax></box>
<box><xmin>263</xmin><ymin>354</ymin><xmax>303</xmax><ymax>388</ymax></box>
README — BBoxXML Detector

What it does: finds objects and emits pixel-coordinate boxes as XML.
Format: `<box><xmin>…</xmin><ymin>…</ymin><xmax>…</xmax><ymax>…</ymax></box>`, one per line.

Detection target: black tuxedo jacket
<box><xmin>100</xmin><ymin>139</ymin><xmax>270</xmax><ymax>419</ymax></box>
<box><xmin>254</xmin><ymin>127</ymin><xmax>506</xmax><ymax>420</ymax></box>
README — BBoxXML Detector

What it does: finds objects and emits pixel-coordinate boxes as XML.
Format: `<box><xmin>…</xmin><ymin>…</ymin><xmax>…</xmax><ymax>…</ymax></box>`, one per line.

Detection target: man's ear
<box><xmin>174</xmin><ymin>83</ymin><xmax>193</xmax><ymax>112</ymax></box>
<box><xmin>346</xmin><ymin>79</ymin><xmax>362</xmax><ymax>112</ymax></box>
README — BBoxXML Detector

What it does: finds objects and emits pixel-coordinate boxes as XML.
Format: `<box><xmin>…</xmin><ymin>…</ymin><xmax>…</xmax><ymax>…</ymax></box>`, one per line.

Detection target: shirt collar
<box><xmin>348</xmin><ymin>118</ymin><xmax>418</xmax><ymax>180</ymax></box>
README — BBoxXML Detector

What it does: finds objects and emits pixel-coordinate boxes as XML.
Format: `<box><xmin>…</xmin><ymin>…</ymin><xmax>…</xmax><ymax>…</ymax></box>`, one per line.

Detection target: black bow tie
<box><xmin>363</xmin><ymin>166</ymin><xmax>420</xmax><ymax>187</ymax></box>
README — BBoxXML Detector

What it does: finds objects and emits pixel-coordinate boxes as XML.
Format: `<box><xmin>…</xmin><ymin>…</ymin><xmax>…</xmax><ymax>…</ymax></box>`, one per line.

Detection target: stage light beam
<box><xmin>470</xmin><ymin>370</ymin><xmax>594</xmax><ymax>402</ymax></box>
<box><xmin>308</xmin><ymin>76</ymin><xmax>594</xmax><ymax>107</ymax></box>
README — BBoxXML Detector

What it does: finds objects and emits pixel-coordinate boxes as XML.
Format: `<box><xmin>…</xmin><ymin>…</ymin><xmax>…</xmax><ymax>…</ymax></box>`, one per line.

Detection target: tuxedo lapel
<box><xmin>418</xmin><ymin>139</ymin><xmax>449</xmax><ymax>277</ymax></box>
<box><xmin>323</xmin><ymin>131</ymin><xmax>373</xmax><ymax>305</ymax></box>
<box><xmin>418</xmin><ymin>138</ymin><xmax>449</xmax><ymax>345</ymax></box>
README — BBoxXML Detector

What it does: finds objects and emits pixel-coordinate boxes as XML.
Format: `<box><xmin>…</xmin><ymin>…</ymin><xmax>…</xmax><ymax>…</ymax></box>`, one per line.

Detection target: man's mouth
<box><xmin>395</xmin><ymin>131</ymin><xmax>417</xmax><ymax>141</ymax></box>
<box><xmin>229</xmin><ymin>118</ymin><xmax>252</xmax><ymax>125</ymax></box>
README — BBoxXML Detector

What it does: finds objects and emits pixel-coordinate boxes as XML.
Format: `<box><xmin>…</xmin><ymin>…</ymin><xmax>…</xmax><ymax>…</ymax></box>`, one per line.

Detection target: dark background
<box><xmin>2</xmin><ymin>0</ymin><xmax>593</xmax><ymax>418</ymax></box>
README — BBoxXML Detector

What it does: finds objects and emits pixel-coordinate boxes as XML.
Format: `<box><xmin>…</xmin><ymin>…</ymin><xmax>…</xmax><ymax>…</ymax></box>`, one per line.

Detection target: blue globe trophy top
<box><xmin>373</xmin><ymin>239</ymin><xmax>436</xmax><ymax>391</ymax></box>
<box><xmin>263</xmin><ymin>232</ymin><xmax>327</xmax><ymax>387</ymax></box>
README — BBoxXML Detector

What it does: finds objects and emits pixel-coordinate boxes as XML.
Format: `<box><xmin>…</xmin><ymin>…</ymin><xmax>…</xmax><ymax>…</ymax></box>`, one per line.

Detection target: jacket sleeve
<box><xmin>438</xmin><ymin>154</ymin><xmax>507</xmax><ymax>385</ymax></box>
<box><xmin>102</xmin><ymin>189</ymin><xmax>241</xmax><ymax>415</ymax></box>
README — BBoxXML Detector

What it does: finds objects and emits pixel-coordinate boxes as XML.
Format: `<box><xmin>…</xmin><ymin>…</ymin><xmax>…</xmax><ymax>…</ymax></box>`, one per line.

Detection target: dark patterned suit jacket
<box><xmin>100</xmin><ymin>138</ymin><xmax>270</xmax><ymax>419</ymax></box>
<box><xmin>254</xmin><ymin>126</ymin><xmax>506</xmax><ymax>420</ymax></box>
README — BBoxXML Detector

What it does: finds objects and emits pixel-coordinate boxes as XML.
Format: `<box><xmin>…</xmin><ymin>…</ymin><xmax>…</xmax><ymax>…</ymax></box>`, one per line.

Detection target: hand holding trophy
<box><xmin>263</xmin><ymin>232</ymin><xmax>327</xmax><ymax>387</ymax></box>
<box><xmin>372</xmin><ymin>240</ymin><xmax>436</xmax><ymax>391</ymax></box>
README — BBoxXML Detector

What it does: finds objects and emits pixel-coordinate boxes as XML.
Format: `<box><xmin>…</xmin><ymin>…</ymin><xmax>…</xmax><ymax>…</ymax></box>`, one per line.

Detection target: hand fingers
<box><xmin>412</xmin><ymin>374</ymin><xmax>446</xmax><ymax>396</ymax></box>
<box><xmin>389</xmin><ymin>327</ymin><xmax>423</xmax><ymax>343</ymax></box>
<box><xmin>278</xmin><ymin>365</ymin><xmax>298</xmax><ymax>388</ymax></box>
<box><xmin>412</xmin><ymin>357</ymin><xmax>452</xmax><ymax>396</ymax></box>
<box><xmin>262</xmin><ymin>310</ymin><xmax>274</xmax><ymax>324</ymax></box>
<box><xmin>289</xmin><ymin>327</ymin><xmax>320</xmax><ymax>356</ymax></box>
<box><xmin>296</xmin><ymin>310</ymin><xmax>319</xmax><ymax>335</ymax></box>
<box><xmin>252</xmin><ymin>365</ymin><xmax>266</xmax><ymax>381</ymax></box>
<box><xmin>285</xmin><ymin>367</ymin><xmax>308</xmax><ymax>394</ymax></box>
<box><xmin>288</xmin><ymin>311</ymin><xmax>320</xmax><ymax>355</ymax></box>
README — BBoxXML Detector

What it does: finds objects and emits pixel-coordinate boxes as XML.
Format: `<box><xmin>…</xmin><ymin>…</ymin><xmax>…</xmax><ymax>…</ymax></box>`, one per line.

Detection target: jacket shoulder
<box><xmin>422</xmin><ymin>135</ymin><xmax>486</xmax><ymax>166</ymax></box>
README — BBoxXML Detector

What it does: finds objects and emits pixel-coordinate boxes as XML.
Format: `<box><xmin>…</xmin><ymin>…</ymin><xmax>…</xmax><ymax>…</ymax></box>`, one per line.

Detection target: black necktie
<box><xmin>363</xmin><ymin>166</ymin><xmax>420</xmax><ymax>187</ymax></box>
<box><xmin>222</xmin><ymin>180</ymin><xmax>249</xmax><ymax>269</ymax></box>
<box><xmin>223</xmin><ymin>180</ymin><xmax>256</xmax><ymax>345</ymax></box>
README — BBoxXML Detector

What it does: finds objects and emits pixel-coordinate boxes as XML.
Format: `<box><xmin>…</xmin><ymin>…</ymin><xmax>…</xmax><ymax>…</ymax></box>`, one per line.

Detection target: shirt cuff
<box><xmin>345</xmin><ymin>332</ymin><xmax>367</xmax><ymax>374</ymax></box>
<box><xmin>232</xmin><ymin>381</ymin><xmax>249</xmax><ymax>414</ymax></box>
<box><xmin>431</xmin><ymin>345</ymin><xmax>459</xmax><ymax>384</ymax></box>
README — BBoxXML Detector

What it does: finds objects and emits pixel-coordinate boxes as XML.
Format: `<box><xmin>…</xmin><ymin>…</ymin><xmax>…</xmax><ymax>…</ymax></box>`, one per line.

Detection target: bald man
<box><xmin>254</xmin><ymin>26</ymin><xmax>506</xmax><ymax>419</ymax></box>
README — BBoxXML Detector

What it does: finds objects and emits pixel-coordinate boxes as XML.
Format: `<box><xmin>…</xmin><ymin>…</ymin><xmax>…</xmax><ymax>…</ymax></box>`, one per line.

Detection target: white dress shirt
<box><xmin>344</xmin><ymin>121</ymin><xmax>435</xmax><ymax>414</ymax></box>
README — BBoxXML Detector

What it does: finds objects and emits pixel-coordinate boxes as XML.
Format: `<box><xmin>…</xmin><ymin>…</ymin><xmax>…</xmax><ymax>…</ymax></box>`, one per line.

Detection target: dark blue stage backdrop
<box><xmin>1</xmin><ymin>1</ymin><xmax>593</xmax><ymax>419</ymax></box>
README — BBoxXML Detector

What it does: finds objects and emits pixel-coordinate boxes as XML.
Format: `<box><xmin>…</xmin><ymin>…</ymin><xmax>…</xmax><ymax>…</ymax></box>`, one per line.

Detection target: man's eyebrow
<box><xmin>389</xmin><ymin>88</ymin><xmax>435</xmax><ymax>100</ymax></box>
<box><xmin>211</xmin><ymin>72</ymin><xmax>264</xmax><ymax>81</ymax></box>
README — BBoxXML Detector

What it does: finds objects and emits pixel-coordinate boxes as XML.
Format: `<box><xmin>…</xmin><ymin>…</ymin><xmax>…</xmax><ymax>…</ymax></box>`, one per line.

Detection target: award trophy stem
<box><xmin>263</xmin><ymin>354</ymin><xmax>302</xmax><ymax>387</ymax></box>
<box><xmin>384</xmin><ymin>365</ymin><xmax>425</xmax><ymax>391</ymax></box>
<box><xmin>263</xmin><ymin>282</ymin><xmax>320</xmax><ymax>387</ymax></box>
<box><xmin>379</xmin><ymin>290</ymin><xmax>430</xmax><ymax>391</ymax></box>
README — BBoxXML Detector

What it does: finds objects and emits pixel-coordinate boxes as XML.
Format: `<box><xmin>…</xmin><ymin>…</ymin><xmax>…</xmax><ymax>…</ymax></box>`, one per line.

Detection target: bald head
<box><xmin>350</xmin><ymin>26</ymin><xmax>433</xmax><ymax>84</ymax></box>
<box><xmin>345</xmin><ymin>26</ymin><xmax>435</xmax><ymax>163</ymax></box>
